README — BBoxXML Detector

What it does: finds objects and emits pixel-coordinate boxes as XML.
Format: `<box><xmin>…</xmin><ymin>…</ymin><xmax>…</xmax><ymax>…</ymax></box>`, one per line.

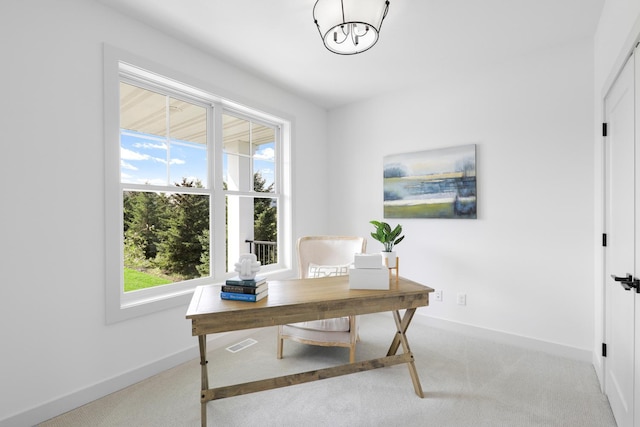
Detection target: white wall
<box><xmin>327</xmin><ymin>40</ymin><xmax>595</xmax><ymax>353</ymax></box>
<box><xmin>592</xmin><ymin>0</ymin><xmax>640</xmax><ymax>383</ymax></box>
<box><xmin>0</xmin><ymin>0</ymin><xmax>328</xmax><ymax>425</ymax></box>
<box><xmin>4</xmin><ymin>0</ymin><xmax>637</xmax><ymax>423</ymax></box>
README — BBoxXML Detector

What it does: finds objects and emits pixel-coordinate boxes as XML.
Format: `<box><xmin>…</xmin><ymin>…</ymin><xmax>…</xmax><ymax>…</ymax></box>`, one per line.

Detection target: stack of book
<box><xmin>220</xmin><ymin>276</ymin><xmax>268</xmax><ymax>302</ymax></box>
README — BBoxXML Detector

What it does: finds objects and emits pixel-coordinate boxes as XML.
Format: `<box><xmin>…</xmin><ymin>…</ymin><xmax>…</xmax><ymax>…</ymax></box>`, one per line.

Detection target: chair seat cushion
<box><xmin>288</xmin><ymin>317</ymin><xmax>350</xmax><ymax>332</ymax></box>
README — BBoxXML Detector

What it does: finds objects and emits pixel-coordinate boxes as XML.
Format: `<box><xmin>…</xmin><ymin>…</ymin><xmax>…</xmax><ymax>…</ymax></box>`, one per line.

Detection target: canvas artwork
<box><xmin>383</xmin><ymin>144</ymin><xmax>477</xmax><ymax>219</ymax></box>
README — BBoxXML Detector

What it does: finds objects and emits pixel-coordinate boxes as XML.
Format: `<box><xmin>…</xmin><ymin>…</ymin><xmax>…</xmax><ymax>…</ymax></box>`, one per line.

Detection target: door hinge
<box><xmin>603</xmin><ymin>233</ymin><xmax>607</xmax><ymax>247</ymax></box>
<box><xmin>602</xmin><ymin>343</ymin><xmax>607</xmax><ymax>357</ymax></box>
<box><xmin>602</xmin><ymin>123</ymin><xmax>608</xmax><ymax>137</ymax></box>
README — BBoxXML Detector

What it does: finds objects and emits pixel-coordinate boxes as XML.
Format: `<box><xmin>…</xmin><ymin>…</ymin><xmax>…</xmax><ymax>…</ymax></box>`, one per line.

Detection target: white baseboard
<box><xmin>413</xmin><ymin>313</ymin><xmax>593</xmax><ymax>363</ymax></box>
<box><xmin>0</xmin><ymin>330</ymin><xmax>253</xmax><ymax>427</ymax></box>
<box><xmin>592</xmin><ymin>349</ymin><xmax>605</xmax><ymax>392</ymax></box>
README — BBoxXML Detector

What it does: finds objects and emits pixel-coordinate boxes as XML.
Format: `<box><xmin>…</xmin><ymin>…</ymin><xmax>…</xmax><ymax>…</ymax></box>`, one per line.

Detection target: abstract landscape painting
<box><xmin>383</xmin><ymin>145</ymin><xmax>477</xmax><ymax>219</ymax></box>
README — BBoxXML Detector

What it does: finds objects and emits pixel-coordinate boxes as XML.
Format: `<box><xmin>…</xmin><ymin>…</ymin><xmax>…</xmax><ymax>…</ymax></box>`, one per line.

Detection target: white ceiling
<box><xmin>96</xmin><ymin>0</ymin><xmax>605</xmax><ymax>110</ymax></box>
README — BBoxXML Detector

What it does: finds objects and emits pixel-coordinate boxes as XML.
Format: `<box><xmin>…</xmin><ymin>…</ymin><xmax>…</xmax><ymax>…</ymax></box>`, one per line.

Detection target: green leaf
<box><xmin>369</xmin><ymin>219</ymin><xmax>405</xmax><ymax>250</ymax></box>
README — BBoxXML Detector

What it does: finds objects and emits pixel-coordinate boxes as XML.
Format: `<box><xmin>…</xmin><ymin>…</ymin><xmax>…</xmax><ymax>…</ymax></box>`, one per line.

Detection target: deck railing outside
<box><xmin>245</xmin><ymin>240</ymin><xmax>277</xmax><ymax>266</ymax></box>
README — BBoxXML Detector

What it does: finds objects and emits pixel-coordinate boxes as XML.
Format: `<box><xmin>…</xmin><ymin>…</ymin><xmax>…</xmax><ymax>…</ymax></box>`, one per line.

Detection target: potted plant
<box><xmin>370</xmin><ymin>220</ymin><xmax>405</xmax><ymax>268</ymax></box>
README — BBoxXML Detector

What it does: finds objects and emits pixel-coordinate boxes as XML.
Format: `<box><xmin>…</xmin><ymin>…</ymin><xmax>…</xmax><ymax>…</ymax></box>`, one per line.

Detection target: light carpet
<box><xmin>40</xmin><ymin>313</ymin><xmax>616</xmax><ymax>427</ymax></box>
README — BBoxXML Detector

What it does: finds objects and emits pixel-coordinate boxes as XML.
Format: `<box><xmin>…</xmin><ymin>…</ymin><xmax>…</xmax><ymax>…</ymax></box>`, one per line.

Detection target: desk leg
<box><xmin>389</xmin><ymin>309</ymin><xmax>424</xmax><ymax>398</ymax></box>
<box><xmin>198</xmin><ymin>335</ymin><xmax>209</xmax><ymax>427</ymax></box>
<box><xmin>387</xmin><ymin>308</ymin><xmax>416</xmax><ymax>356</ymax></box>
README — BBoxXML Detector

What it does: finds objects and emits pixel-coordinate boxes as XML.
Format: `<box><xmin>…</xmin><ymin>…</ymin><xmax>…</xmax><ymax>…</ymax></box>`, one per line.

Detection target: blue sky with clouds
<box><xmin>120</xmin><ymin>130</ymin><xmax>275</xmax><ymax>189</ymax></box>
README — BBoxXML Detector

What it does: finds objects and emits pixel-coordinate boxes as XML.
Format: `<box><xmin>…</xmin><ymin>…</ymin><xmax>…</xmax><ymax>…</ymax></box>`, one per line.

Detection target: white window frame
<box><xmin>104</xmin><ymin>45</ymin><xmax>293</xmax><ymax>323</ymax></box>
<box><xmin>222</xmin><ymin>109</ymin><xmax>283</xmax><ymax>273</ymax></box>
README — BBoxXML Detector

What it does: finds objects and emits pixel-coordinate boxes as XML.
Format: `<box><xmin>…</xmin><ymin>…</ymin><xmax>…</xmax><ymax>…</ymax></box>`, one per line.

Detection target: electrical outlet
<box><xmin>434</xmin><ymin>290</ymin><xmax>442</xmax><ymax>301</ymax></box>
<box><xmin>457</xmin><ymin>293</ymin><xmax>467</xmax><ymax>306</ymax></box>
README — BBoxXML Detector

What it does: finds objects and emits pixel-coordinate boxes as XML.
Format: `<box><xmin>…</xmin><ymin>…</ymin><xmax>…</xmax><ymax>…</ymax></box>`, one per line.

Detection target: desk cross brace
<box><xmin>197</xmin><ymin>308</ymin><xmax>424</xmax><ymax>426</ymax></box>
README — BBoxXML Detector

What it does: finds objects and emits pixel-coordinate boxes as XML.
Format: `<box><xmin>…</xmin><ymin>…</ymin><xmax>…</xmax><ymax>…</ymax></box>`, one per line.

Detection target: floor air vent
<box><xmin>226</xmin><ymin>338</ymin><xmax>257</xmax><ymax>353</ymax></box>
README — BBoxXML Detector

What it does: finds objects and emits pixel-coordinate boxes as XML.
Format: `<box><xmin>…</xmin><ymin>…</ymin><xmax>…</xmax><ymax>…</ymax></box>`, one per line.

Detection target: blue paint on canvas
<box><xmin>383</xmin><ymin>145</ymin><xmax>477</xmax><ymax>219</ymax></box>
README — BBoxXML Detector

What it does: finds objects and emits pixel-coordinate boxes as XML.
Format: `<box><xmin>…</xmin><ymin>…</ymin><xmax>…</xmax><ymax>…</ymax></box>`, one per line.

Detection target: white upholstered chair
<box><xmin>277</xmin><ymin>236</ymin><xmax>367</xmax><ymax>363</ymax></box>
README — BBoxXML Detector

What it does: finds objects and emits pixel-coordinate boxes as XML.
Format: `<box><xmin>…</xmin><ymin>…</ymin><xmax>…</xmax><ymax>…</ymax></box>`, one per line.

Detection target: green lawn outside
<box><xmin>124</xmin><ymin>268</ymin><xmax>173</xmax><ymax>292</ymax></box>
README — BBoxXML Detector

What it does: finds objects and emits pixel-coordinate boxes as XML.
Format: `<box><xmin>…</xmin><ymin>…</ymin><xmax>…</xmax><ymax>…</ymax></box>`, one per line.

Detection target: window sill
<box><xmin>107</xmin><ymin>268</ymin><xmax>295</xmax><ymax>324</ymax></box>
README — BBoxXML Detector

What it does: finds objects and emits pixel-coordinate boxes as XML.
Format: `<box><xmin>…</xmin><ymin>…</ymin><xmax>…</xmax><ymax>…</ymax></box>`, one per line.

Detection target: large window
<box><xmin>104</xmin><ymin>47</ymin><xmax>291</xmax><ymax>323</ymax></box>
<box><xmin>120</xmin><ymin>82</ymin><xmax>211</xmax><ymax>292</ymax></box>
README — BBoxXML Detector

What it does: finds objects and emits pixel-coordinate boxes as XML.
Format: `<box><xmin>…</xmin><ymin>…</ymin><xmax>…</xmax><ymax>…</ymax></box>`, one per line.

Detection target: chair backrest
<box><xmin>297</xmin><ymin>236</ymin><xmax>367</xmax><ymax>279</ymax></box>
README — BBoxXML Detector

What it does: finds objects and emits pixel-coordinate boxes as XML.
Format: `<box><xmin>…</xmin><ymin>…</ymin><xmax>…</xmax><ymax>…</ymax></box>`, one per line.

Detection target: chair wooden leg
<box><xmin>349</xmin><ymin>315</ymin><xmax>357</xmax><ymax>363</ymax></box>
<box><xmin>277</xmin><ymin>326</ymin><xmax>284</xmax><ymax>359</ymax></box>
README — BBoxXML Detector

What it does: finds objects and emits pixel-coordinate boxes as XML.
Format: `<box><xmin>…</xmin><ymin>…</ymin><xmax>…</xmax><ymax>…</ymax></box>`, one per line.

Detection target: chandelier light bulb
<box><xmin>313</xmin><ymin>0</ymin><xmax>390</xmax><ymax>55</ymax></box>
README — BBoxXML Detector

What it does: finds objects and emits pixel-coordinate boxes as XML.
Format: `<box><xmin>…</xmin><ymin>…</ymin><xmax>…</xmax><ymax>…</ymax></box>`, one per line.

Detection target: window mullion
<box><xmin>165</xmin><ymin>95</ymin><xmax>171</xmax><ymax>185</ymax></box>
<box><xmin>212</xmin><ymin>102</ymin><xmax>226</xmax><ymax>279</ymax></box>
<box><xmin>250</xmin><ymin>121</ymin><xmax>254</xmax><ymax>191</ymax></box>
<box><xmin>274</xmin><ymin>125</ymin><xmax>281</xmax><ymax>194</ymax></box>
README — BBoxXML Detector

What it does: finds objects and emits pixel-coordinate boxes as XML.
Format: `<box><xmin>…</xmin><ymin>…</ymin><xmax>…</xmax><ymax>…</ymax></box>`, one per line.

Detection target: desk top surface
<box><xmin>186</xmin><ymin>276</ymin><xmax>433</xmax><ymax>335</ymax></box>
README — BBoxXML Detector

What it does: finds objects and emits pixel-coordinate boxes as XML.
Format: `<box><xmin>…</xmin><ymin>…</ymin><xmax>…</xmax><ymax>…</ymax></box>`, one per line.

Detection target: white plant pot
<box><xmin>381</xmin><ymin>251</ymin><xmax>397</xmax><ymax>268</ymax></box>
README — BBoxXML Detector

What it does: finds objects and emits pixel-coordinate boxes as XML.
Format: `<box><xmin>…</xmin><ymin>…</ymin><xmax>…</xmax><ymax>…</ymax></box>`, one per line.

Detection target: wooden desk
<box><xmin>186</xmin><ymin>275</ymin><xmax>433</xmax><ymax>426</ymax></box>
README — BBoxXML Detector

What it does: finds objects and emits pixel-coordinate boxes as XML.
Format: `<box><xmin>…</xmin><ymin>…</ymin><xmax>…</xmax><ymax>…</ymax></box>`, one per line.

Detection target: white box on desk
<box><xmin>354</xmin><ymin>253</ymin><xmax>383</xmax><ymax>269</ymax></box>
<box><xmin>348</xmin><ymin>266</ymin><xmax>389</xmax><ymax>290</ymax></box>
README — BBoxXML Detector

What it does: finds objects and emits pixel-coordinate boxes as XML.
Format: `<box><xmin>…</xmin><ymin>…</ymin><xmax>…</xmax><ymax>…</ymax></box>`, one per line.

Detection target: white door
<box><xmin>635</xmin><ymin>45</ymin><xmax>640</xmax><ymax>427</ymax></box>
<box><xmin>604</xmin><ymin>51</ymin><xmax>636</xmax><ymax>427</ymax></box>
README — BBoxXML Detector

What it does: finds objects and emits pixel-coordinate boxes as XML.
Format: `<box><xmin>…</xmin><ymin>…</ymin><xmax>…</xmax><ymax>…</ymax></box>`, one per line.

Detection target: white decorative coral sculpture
<box><xmin>234</xmin><ymin>253</ymin><xmax>261</xmax><ymax>280</ymax></box>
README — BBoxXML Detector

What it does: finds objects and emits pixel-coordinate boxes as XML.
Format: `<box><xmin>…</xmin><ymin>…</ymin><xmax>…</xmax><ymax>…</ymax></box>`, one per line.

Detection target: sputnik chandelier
<box><xmin>313</xmin><ymin>0</ymin><xmax>390</xmax><ymax>55</ymax></box>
